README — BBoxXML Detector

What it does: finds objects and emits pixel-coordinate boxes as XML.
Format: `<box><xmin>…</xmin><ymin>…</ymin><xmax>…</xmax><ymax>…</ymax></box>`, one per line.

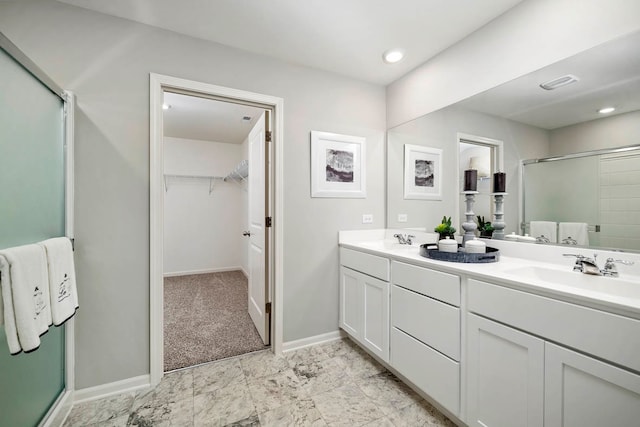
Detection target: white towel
<box><xmin>559</xmin><ymin>222</ymin><xmax>589</xmax><ymax>246</ymax></box>
<box><xmin>39</xmin><ymin>237</ymin><xmax>78</xmax><ymax>326</ymax></box>
<box><xmin>0</xmin><ymin>244</ymin><xmax>52</xmax><ymax>354</ymax></box>
<box><xmin>530</xmin><ymin>221</ymin><xmax>558</xmax><ymax>243</ymax></box>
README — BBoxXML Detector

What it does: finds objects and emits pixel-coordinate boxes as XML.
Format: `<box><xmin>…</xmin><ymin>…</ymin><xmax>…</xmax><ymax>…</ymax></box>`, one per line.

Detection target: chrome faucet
<box><xmin>602</xmin><ymin>258</ymin><xmax>635</xmax><ymax>277</ymax></box>
<box><xmin>393</xmin><ymin>233</ymin><xmax>415</xmax><ymax>245</ymax></box>
<box><xmin>564</xmin><ymin>254</ymin><xmax>635</xmax><ymax>276</ymax></box>
<box><xmin>563</xmin><ymin>253</ymin><xmax>601</xmax><ymax>275</ymax></box>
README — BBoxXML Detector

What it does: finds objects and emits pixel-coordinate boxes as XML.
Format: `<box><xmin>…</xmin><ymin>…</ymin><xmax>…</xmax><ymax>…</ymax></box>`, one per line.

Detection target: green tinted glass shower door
<box><xmin>0</xmin><ymin>47</ymin><xmax>66</xmax><ymax>426</ymax></box>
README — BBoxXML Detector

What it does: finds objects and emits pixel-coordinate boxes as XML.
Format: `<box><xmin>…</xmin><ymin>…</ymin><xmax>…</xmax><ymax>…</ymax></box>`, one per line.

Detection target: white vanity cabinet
<box><xmin>339</xmin><ymin>235</ymin><xmax>640</xmax><ymax>427</ymax></box>
<box><xmin>466</xmin><ymin>278</ymin><xmax>640</xmax><ymax>427</ymax></box>
<box><xmin>339</xmin><ymin>247</ymin><xmax>390</xmax><ymax>362</ymax></box>
<box><xmin>390</xmin><ymin>261</ymin><xmax>461</xmax><ymax>416</ymax></box>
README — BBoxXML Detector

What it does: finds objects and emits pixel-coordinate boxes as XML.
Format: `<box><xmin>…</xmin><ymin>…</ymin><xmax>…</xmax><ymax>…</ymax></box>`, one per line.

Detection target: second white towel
<box><xmin>559</xmin><ymin>222</ymin><xmax>589</xmax><ymax>246</ymax></box>
<box><xmin>39</xmin><ymin>237</ymin><xmax>79</xmax><ymax>326</ymax></box>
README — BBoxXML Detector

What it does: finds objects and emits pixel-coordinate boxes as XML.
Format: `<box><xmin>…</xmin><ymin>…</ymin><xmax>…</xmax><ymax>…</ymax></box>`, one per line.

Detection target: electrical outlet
<box><xmin>398</xmin><ymin>214</ymin><xmax>408</xmax><ymax>223</ymax></box>
<box><xmin>362</xmin><ymin>214</ymin><xmax>374</xmax><ymax>224</ymax></box>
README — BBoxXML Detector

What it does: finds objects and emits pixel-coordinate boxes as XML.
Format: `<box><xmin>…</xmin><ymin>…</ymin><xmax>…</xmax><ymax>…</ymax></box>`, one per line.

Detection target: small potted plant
<box><xmin>434</xmin><ymin>216</ymin><xmax>457</xmax><ymax>241</ymax></box>
<box><xmin>476</xmin><ymin>215</ymin><xmax>494</xmax><ymax>238</ymax></box>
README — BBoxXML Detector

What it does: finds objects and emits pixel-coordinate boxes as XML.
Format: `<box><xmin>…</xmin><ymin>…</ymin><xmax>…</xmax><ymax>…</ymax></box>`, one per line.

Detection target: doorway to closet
<box><xmin>150</xmin><ymin>74</ymin><xmax>284</xmax><ymax>385</ymax></box>
<box><xmin>160</xmin><ymin>90</ymin><xmax>270</xmax><ymax>372</ymax></box>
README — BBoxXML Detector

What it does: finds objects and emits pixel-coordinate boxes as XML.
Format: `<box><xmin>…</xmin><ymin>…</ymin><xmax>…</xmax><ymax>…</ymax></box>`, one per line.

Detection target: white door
<box><xmin>248</xmin><ymin>111</ymin><xmax>269</xmax><ymax>344</ymax></box>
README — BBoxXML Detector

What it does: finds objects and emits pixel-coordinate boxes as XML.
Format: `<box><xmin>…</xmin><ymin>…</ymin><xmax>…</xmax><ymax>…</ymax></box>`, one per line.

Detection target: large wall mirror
<box><xmin>387</xmin><ymin>30</ymin><xmax>640</xmax><ymax>252</ymax></box>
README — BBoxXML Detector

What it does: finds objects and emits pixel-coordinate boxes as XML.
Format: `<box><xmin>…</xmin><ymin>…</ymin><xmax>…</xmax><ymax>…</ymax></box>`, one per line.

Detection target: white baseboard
<box><xmin>282</xmin><ymin>330</ymin><xmax>345</xmax><ymax>353</ymax></box>
<box><xmin>74</xmin><ymin>375</ymin><xmax>151</xmax><ymax>404</ymax></box>
<box><xmin>163</xmin><ymin>266</ymin><xmax>242</xmax><ymax>277</ymax></box>
<box><xmin>240</xmin><ymin>267</ymin><xmax>248</xmax><ymax>278</ymax></box>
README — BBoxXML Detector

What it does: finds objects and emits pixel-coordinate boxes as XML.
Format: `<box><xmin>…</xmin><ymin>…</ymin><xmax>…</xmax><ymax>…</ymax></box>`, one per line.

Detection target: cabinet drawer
<box><xmin>391</xmin><ymin>327</ymin><xmax>459</xmax><ymax>416</ymax></box>
<box><xmin>392</xmin><ymin>285</ymin><xmax>460</xmax><ymax>360</ymax></box>
<box><xmin>340</xmin><ymin>247</ymin><xmax>389</xmax><ymax>281</ymax></box>
<box><xmin>468</xmin><ymin>279</ymin><xmax>640</xmax><ymax>372</ymax></box>
<box><xmin>392</xmin><ymin>261</ymin><xmax>460</xmax><ymax>306</ymax></box>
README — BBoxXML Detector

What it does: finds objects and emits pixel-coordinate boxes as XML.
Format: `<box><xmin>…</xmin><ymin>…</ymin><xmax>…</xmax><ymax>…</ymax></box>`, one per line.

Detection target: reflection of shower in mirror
<box><xmin>523</xmin><ymin>145</ymin><xmax>640</xmax><ymax>251</ymax></box>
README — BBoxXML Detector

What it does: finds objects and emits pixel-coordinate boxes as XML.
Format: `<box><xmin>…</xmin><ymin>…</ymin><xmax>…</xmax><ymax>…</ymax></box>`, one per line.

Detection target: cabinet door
<box><xmin>545</xmin><ymin>342</ymin><xmax>640</xmax><ymax>427</ymax></box>
<box><xmin>340</xmin><ymin>266</ymin><xmax>363</xmax><ymax>339</ymax></box>
<box><xmin>362</xmin><ymin>274</ymin><xmax>389</xmax><ymax>362</ymax></box>
<box><xmin>466</xmin><ymin>313</ymin><xmax>544</xmax><ymax>427</ymax></box>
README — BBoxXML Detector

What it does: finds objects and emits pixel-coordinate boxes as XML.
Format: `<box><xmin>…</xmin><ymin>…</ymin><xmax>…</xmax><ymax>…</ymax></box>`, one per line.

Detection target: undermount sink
<box><xmin>503</xmin><ymin>266</ymin><xmax>640</xmax><ymax>299</ymax></box>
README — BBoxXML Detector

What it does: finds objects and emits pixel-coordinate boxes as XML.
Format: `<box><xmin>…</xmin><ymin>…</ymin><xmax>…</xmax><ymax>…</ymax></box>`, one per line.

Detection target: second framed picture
<box><xmin>404</xmin><ymin>144</ymin><xmax>442</xmax><ymax>200</ymax></box>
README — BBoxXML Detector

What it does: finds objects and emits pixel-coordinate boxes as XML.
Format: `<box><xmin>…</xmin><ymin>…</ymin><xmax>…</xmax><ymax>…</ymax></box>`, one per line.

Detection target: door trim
<box><xmin>149</xmin><ymin>73</ymin><xmax>284</xmax><ymax>386</ymax></box>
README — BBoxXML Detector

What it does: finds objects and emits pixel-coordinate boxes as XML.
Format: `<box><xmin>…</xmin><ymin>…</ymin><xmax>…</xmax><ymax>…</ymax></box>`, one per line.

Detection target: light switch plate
<box><xmin>398</xmin><ymin>214</ymin><xmax>408</xmax><ymax>223</ymax></box>
<box><xmin>362</xmin><ymin>214</ymin><xmax>373</xmax><ymax>224</ymax></box>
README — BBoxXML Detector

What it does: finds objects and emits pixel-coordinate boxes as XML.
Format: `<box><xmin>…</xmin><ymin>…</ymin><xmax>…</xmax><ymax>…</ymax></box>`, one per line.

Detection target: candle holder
<box><xmin>491</xmin><ymin>192</ymin><xmax>508</xmax><ymax>239</ymax></box>
<box><xmin>461</xmin><ymin>191</ymin><xmax>479</xmax><ymax>246</ymax></box>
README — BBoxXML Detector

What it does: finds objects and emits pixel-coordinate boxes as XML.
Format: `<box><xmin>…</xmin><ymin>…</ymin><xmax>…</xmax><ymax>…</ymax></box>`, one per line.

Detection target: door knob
<box><xmin>242</xmin><ymin>231</ymin><xmax>251</xmax><ymax>236</ymax></box>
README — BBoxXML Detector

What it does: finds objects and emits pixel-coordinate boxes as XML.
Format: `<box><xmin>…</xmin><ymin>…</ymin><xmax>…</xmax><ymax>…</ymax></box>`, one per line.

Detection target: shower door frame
<box><xmin>0</xmin><ymin>31</ymin><xmax>76</xmax><ymax>426</ymax></box>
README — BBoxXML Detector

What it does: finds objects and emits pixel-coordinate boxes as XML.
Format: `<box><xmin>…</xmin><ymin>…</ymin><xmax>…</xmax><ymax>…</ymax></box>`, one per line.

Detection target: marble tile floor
<box><xmin>64</xmin><ymin>338</ymin><xmax>457</xmax><ymax>427</ymax></box>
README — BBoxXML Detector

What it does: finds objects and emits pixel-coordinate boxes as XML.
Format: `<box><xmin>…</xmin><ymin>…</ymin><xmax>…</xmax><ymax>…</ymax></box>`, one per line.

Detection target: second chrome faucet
<box><xmin>563</xmin><ymin>253</ymin><xmax>634</xmax><ymax>277</ymax></box>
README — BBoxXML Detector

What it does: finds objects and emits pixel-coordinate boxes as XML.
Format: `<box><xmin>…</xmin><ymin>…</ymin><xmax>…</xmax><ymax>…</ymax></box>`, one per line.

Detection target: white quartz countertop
<box><xmin>339</xmin><ymin>230</ymin><xmax>640</xmax><ymax>319</ymax></box>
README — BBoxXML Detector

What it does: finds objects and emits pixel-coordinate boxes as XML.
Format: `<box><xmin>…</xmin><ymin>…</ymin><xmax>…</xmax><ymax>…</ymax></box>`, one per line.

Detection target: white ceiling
<box><xmin>57</xmin><ymin>0</ymin><xmax>524</xmax><ymax>85</ymax></box>
<box><xmin>163</xmin><ymin>92</ymin><xmax>264</xmax><ymax>143</ymax></box>
<box><xmin>58</xmin><ymin>0</ymin><xmax>638</xmax><ymax>135</ymax></box>
<box><xmin>456</xmin><ymin>31</ymin><xmax>640</xmax><ymax>130</ymax></box>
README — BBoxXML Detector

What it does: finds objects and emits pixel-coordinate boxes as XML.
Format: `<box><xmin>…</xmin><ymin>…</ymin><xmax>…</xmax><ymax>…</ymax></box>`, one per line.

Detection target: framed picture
<box><xmin>311</xmin><ymin>131</ymin><xmax>366</xmax><ymax>198</ymax></box>
<box><xmin>404</xmin><ymin>144</ymin><xmax>442</xmax><ymax>200</ymax></box>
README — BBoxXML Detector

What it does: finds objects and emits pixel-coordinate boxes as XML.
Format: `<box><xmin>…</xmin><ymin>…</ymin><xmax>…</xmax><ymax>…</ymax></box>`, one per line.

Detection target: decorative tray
<box><xmin>419</xmin><ymin>243</ymin><xmax>500</xmax><ymax>263</ymax></box>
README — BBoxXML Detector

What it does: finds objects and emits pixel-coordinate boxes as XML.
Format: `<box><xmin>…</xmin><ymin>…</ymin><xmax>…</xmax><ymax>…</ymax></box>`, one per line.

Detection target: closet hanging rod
<box><xmin>163</xmin><ymin>174</ymin><xmax>224</xmax><ymax>194</ymax></box>
<box><xmin>164</xmin><ymin>173</ymin><xmax>224</xmax><ymax>180</ymax></box>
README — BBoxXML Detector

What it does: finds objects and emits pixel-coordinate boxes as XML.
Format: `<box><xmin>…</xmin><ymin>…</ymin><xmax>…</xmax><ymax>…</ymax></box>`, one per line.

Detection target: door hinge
<box><xmin>265</xmin><ymin>302</ymin><xmax>272</xmax><ymax>314</ymax></box>
<box><xmin>266</xmin><ymin>216</ymin><xmax>272</xmax><ymax>227</ymax></box>
<box><xmin>266</xmin><ymin>130</ymin><xmax>272</xmax><ymax>142</ymax></box>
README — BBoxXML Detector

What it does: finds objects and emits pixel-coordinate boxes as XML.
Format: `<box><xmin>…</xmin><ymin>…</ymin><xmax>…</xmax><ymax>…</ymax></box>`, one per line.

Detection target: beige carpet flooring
<box><xmin>164</xmin><ymin>270</ymin><xmax>267</xmax><ymax>371</ymax></box>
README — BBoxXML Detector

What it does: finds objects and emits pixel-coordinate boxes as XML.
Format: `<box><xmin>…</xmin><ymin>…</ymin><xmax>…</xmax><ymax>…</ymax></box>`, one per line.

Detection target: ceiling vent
<box><xmin>539</xmin><ymin>74</ymin><xmax>580</xmax><ymax>90</ymax></box>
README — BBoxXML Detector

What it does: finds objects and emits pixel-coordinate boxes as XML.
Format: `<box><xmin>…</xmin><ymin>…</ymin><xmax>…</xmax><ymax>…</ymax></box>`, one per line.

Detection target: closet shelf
<box><xmin>163</xmin><ymin>174</ymin><xmax>223</xmax><ymax>194</ymax></box>
<box><xmin>224</xmin><ymin>160</ymin><xmax>249</xmax><ymax>184</ymax></box>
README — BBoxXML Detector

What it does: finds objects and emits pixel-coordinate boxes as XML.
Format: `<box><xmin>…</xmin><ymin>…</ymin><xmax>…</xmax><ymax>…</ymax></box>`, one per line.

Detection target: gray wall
<box><xmin>0</xmin><ymin>1</ymin><xmax>386</xmax><ymax>388</ymax></box>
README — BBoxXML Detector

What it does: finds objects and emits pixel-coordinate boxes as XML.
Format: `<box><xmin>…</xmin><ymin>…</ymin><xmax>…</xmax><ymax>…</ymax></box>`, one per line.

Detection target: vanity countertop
<box><xmin>339</xmin><ymin>230</ymin><xmax>640</xmax><ymax>319</ymax></box>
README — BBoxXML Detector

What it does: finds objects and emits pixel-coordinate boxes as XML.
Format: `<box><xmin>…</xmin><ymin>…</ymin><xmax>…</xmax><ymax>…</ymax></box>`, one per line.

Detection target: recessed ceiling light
<box><xmin>162</xmin><ymin>103</ymin><xmax>171</xmax><ymax>110</ymax></box>
<box><xmin>539</xmin><ymin>74</ymin><xmax>580</xmax><ymax>90</ymax></box>
<box><xmin>383</xmin><ymin>49</ymin><xmax>404</xmax><ymax>64</ymax></box>
<box><xmin>598</xmin><ymin>107</ymin><xmax>616</xmax><ymax>114</ymax></box>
